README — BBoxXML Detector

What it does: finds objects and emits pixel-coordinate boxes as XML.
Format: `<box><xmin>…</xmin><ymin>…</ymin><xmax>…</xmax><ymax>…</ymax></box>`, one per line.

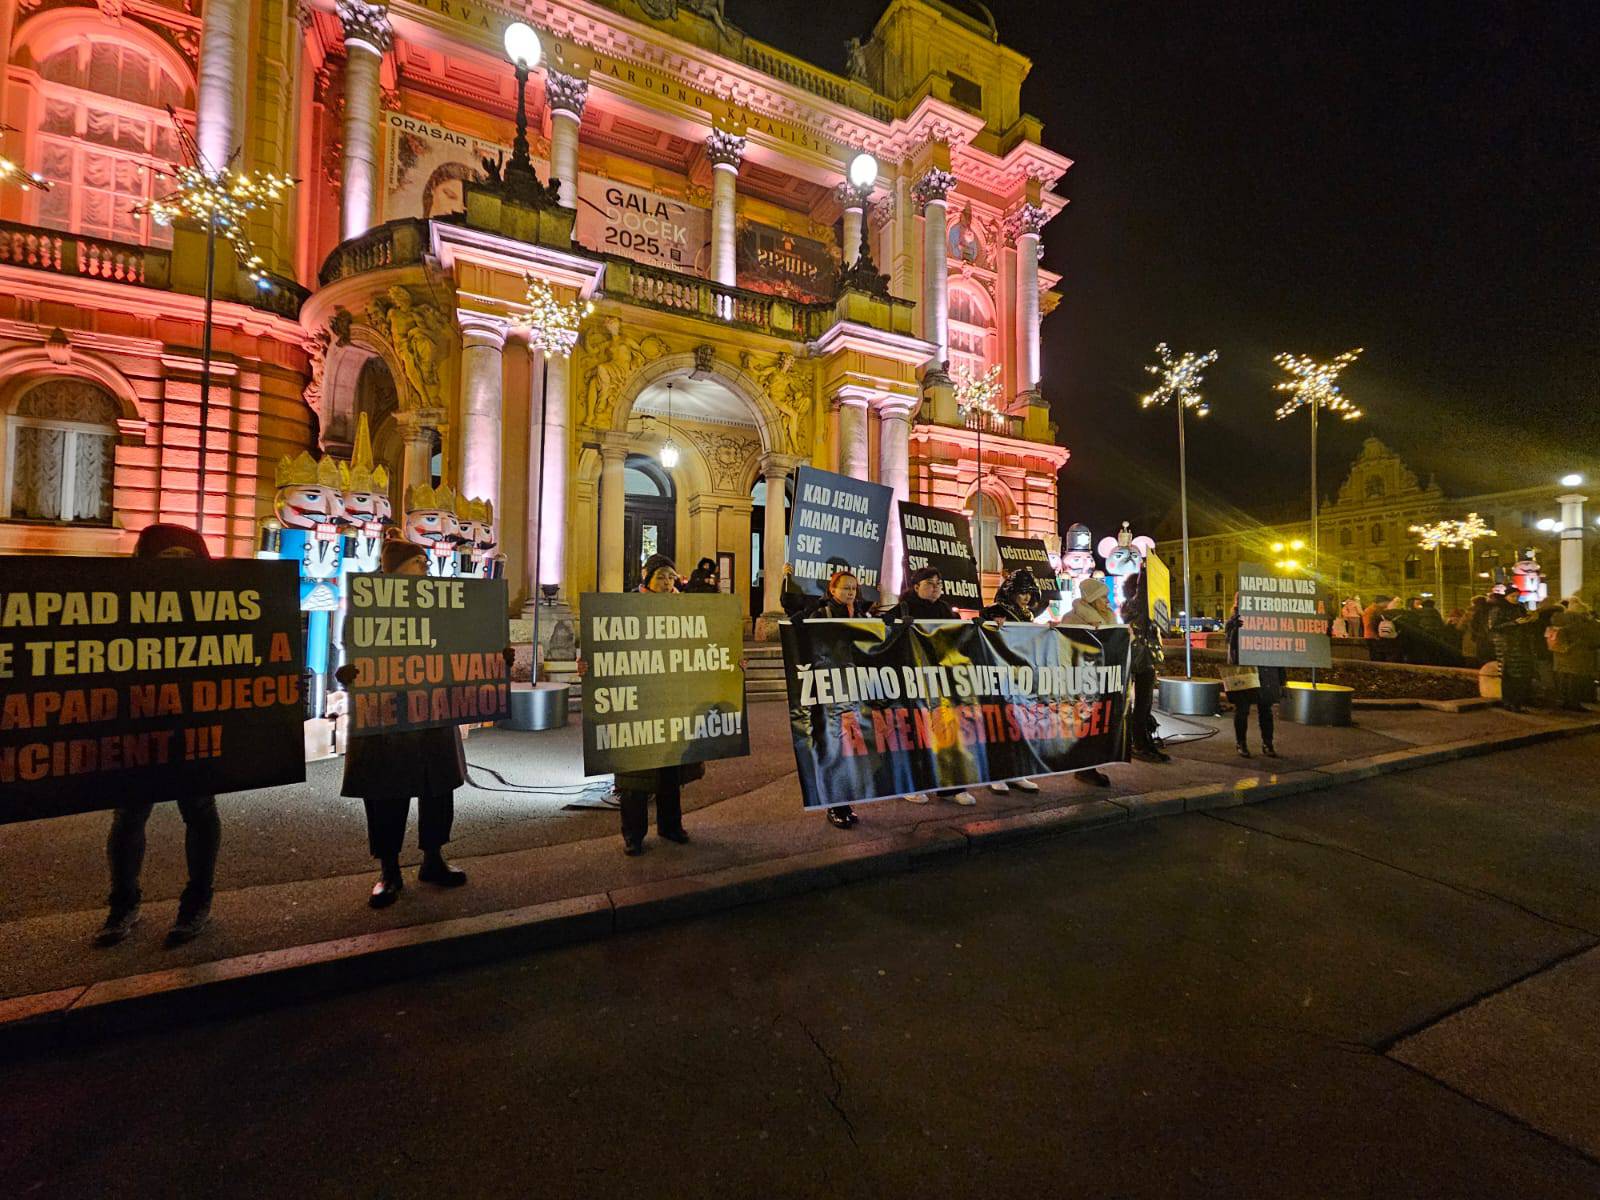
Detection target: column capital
<box><xmin>878</xmin><ymin>395</ymin><xmax>919</xmax><ymax>423</ymax></box>
<box><xmin>830</xmin><ymin>386</ymin><xmax>873</xmax><ymax>412</ymax></box>
<box><xmin>394</xmin><ymin>408</ymin><xmax>446</xmax><ymax>441</ymax></box>
<box><xmin>336</xmin><ymin>0</ymin><xmax>392</xmax><ymax>54</ymax></box>
<box><xmin>600</xmin><ymin>431</ymin><xmax>633</xmax><ymax>463</ymax></box>
<box><xmin>1556</xmin><ymin>492</ymin><xmax>1588</xmax><ymax>506</ymax></box>
<box><xmin>759</xmin><ymin>451</ymin><xmax>803</xmax><ymax>479</ymax></box>
<box><xmin>1004</xmin><ymin>202</ymin><xmax>1049</xmax><ymax>244</ymax></box>
<box><xmin>456</xmin><ymin>310</ymin><xmax>509</xmax><ymax>349</ymax></box>
<box><xmin>546</xmin><ymin>69</ymin><xmax>589</xmax><ymax>120</ymax></box>
<box><xmin>707</xmin><ymin>128</ymin><xmax>747</xmax><ymax>170</ymax></box>
<box><xmin>912</xmin><ymin>167</ymin><xmax>957</xmax><ymax>209</ymax></box>
<box><xmin>834</xmin><ymin>182</ymin><xmax>869</xmax><ymax>212</ymax></box>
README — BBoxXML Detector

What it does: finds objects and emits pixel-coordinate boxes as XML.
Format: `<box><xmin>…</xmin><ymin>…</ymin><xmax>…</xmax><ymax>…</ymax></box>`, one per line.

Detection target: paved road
<box><xmin>4</xmin><ymin>736</ymin><xmax>1598</xmax><ymax>1199</ymax></box>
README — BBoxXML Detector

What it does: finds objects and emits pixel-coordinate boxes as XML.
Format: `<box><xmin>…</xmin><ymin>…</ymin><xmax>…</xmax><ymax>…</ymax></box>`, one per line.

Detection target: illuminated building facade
<box><xmin>0</xmin><ymin>0</ymin><xmax>1071</xmax><ymax>638</ymax></box>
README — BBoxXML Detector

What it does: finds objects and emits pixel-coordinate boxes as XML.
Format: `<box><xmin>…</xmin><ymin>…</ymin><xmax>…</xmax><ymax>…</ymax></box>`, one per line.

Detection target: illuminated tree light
<box><xmin>953</xmin><ymin>363</ymin><xmax>1004</xmax><ymax>417</ymax></box>
<box><xmin>1273</xmin><ymin>348</ymin><xmax>1364</xmax><ymax>421</ymax></box>
<box><xmin>1140</xmin><ymin>342</ymin><xmax>1218</xmax><ymax>415</ymax></box>
<box><xmin>0</xmin><ymin>123</ymin><xmax>51</xmax><ymax>191</ymax></box>
<box><xmin>516</xmin><ymin>276</ymin><xmax>592</xmax><ymax>358</ymax></box>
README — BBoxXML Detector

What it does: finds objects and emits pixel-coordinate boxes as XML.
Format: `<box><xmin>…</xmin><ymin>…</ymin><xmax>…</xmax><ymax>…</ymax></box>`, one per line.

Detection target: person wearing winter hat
<box><xmin>885</xmin><ymin>568</ymin><xmax>980</xmax><ymax>808</ymax></box>
<box><xmin>1052</xmin><ymin>576</ymin><xmax>1119</xmax><ymax>788</ymax></box>
<box><xmin>1549</xmin><ymin>596</ymin><xmax>1600</xmax><ymax>710</ymax></box>
<box><xmin>975</xmin><ymin>570</ymin><xmax>1046</xmax><ymax>795</ymax></box>
<box><xmin>682</xmin><ymin>556</ymin><xmax>720</xmax><ymax>593</ymax></box>
<box><xmin>96</xmin><ymin>524</ymin><xmax>222</xmax><ymax>947</ymax></box>
<box><xmin>337</xmin><ymin>537</ymin><xmax>477</xmax><ymax>907</ymax></box>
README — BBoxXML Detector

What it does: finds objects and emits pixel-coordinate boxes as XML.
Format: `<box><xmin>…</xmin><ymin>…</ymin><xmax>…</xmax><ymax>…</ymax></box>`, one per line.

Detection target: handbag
<box><xmin>1219</xmin><ymin>665</ymin><xmax>1261</xmax><ymax>692</ymax></box>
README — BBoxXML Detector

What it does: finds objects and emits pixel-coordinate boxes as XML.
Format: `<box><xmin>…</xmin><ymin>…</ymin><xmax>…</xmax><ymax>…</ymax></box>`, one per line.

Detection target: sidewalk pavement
<box><xmin>1</xmin><ymin>700</ymin><xmax>1596</xmax><ymax>1015</ymax></box>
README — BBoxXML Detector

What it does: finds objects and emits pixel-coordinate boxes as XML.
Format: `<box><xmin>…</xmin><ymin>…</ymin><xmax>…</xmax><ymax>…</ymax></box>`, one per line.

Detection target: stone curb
<box><xmin>2</xmin><ymin>718</ymin><xmax>1596</xmax><ymax>1060</ymax></box>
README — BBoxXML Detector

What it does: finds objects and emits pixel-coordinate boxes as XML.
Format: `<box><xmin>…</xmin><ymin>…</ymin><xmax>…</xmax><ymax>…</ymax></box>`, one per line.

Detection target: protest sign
<box><xmin>785</xmin><ymin>465</ymin><xmax>893</xmax><ymax>601</ymax></box>
<box><xmin>897</xmin><ymin>501</ymin><xmax>981</xmax><ymax>605</ymax></box>
<box><xmin>781</xmin><ymin>618</ymin><xmax>1131</xmax><ymax>808</ymax></box>
<box><xmin>994</xmin><ymin>536</ymin><xmax>1061</xmax><ymax>601</ymax></box>
<box><xmin>1145</xmin><ymin>551</ymin><xmax>1173</xmax><ymax>634</ymax></box>
<box><xmin>0</xmin><ymin>557</ymin><xmax>305</xmax><ymax>823</ymax></box>
<box><xmin>343</xmin><ymin>575</ymin><xmax>511</xmax><ymax>734</ymax></box>
<box><xmin>1236</xmin><ymin>562</ymin><xmax>1332</xmax><ymax>668</ymax></box>
<box><xmin>580</xmin><ymin>592</ymin><xmax>748</xmax><ymax>776</ymax></box>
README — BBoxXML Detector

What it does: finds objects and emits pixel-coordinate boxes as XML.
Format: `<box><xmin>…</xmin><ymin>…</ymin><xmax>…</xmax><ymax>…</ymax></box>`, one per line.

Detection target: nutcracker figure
<box><xmin>454</xmin><ymin>495</ymin><xmax>503</xmax><ymax>579</ymax></box>
<box><xmin>404</xmin><ymin>482</ymin><xmax>464</xmax><ymax>577</ymax></box>
<box><xmin>1098</xmin><ymin>521</ymin><xmax>1156</xmax><ymax>611</ymax></box>
<box><xmin>1059</xmin><ymin>522</ymin><xmax>1099</xmax><ymax>606</ymax></box>
<box><xmin>331</xmin><ymin>414</ymin><xmax>396</xmax><ymax>681</ymax></box>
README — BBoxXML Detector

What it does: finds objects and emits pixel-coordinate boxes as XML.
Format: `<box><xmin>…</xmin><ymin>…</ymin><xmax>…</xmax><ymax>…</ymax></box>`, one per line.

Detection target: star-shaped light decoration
<box><xmin>0</xmin><ymin>123</ymin><xmax>50</xmax><ymax>191</ymax></box>
<box><xmin>516</xmin><ymin>276</ymin><xmax>593</xmax><ymax>358</ymax></box>
<box><xmin>1409</xmin><ymin>519</ymin><xmax>1457</xmax><ymax>553</ymax></box>
<box><xmin>953</xmin><ymin>363</ymin><xmax>1004</xmax><ymax>417</ymax></box>
<box><xmin>135</xmin><ymin>108</ymin><xmax>294</xmax><ymax>289</ymax></box>
<box><xmin>1141</xmin><ymin>342</ymin><xmax>1219</xmax><ymax>417</ymax></box>
<box><xmin>1273</xmin><ymin>348</ymin><xmax>1364</xmax><ymax>421</ymax></box>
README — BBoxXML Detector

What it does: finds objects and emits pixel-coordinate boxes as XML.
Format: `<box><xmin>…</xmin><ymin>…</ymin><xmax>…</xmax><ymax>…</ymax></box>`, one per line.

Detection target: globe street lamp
<box><xmin>503</xmin><ymin>22</ymin><xmax>543</xmax><ymax>195</ymax></box>
<box><xmin>841</xmin><ymin>150</ymin><xmax>878</xmax><ymax>266</ymax></box>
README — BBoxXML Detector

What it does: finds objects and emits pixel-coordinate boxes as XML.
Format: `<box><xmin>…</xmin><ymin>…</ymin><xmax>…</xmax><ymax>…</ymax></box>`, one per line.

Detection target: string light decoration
<box><xmin>517</xmin><ymin>276</ymin><xmax>592</xmax><ymax>358</ymax></box>
<box><xmin>1410</xmin><ymin>514</ymin><xmax>1498</xmax><ymax>602</ymax></box>
<box><xmin>1273</xmin><ymin>348</ymin><xmax>1364</xmax><ymax>421</ymax></box>
<box><xmin>953</xmin><ymin>363</ymin><xmax>1003</xmax><ymax>416</ymax></box>
<box><xmin>0</xmin><ymin>123</ymin><xmax>50</xmax><ymax>191</ymax></box>
<box><xmin>1141</xmin><ymin>342</ymin><xmax>1218</xmax><ymax>415</ymax></box>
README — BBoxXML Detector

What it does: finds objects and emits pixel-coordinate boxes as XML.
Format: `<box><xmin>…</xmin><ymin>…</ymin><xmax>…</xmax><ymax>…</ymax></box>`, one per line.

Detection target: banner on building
<box><xmin>898</xmin><ymin>501</ymin><xmax>981</xmax><ymax>605</ymax></box>
<box><xmin>786</xmin><ymin>466</ymin><xmax>893</xmax><ymax>601</ymax></box>
<box><xmin>1236</xmin><ymin>562</ymin><xmax>1332</xmax><ymax>669</ymax></box>
<box><xmin>343</xmin><ymin>575</ymin><xmax>511</xmax><ymax>735</ymax></box>
<box><xmin>736</xmin><ymin>220</ymin><xmax>839</xmax><ymax>302</ymax></box>
<box><xmin>383</xmin><ymin>110</ymin><xmax>512</xmax><ymax>221</ymax></box>
<box><xmin>781</xmin><ymin>618</ymin><xmax>1131</xmax><ymax>809</ymax></box>
<box><xmin>580</xmin><ymin>592</ymin><xmax>748</xmax><ymax>776</ymax></box>
<box><xmin>994</xmin><ymin>536</ymin><xmax>1061</xmax><ymax>602</ymax></box>
<box><xmin>0</xmin><ymin>557</ymin><xmax>306</xmax><ymax>823</ymax></box>
<box><xmin>575</xmin><ymin>176</ymin><xmax>710</xmax><ymax>275</ymax></box>
<box><xmin>1145</xmin><ymin>551</ymin><xmax>1173</xmax><ymax>634</ymax></box>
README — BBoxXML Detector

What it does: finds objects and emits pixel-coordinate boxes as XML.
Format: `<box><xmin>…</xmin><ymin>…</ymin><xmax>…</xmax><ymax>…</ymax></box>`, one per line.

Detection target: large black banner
<box><xmin>0</xmin><ymin>556</ymin><xmax>306</xmax><ymax>823</ymax></box>
<box><xmin>995</xmin><ymin>536</ymin><xmax>1061</xmax><ymax>602</ymax></box>
<box><xmin>898</xmin><ymin>501</ymin><xmax>982</xmax><ymax>606</ymax></box>
<box><xmin>786</xmin><ymin>465</ymin><xmax>893</xmax><ymax>601</ymax></box>
<box><xmin>1236</xmin><ymin>562</ymin><xmax>1332</xmax><ymax>668</ymax></box>
<box><xmin>581</xmin><ymin>592</ymin><xmax>748</xmax><ymax>776</ymax></box>
<box><xmin>344</xmin><ymin>575</ymin><xmax>511</xmax><ymax>734</ymax></box>
<box><xmin>782</xmin><ymin>618</ymin><xmax>1131</xmax><ymax>809</ymax></box>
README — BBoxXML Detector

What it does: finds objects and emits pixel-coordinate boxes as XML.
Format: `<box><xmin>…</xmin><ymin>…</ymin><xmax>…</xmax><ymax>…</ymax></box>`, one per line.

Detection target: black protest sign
<box><xmin>994</xmin><ymin>536</ymin><xmax>1061</xmax><ymax>601</ymax></box>
<box><xmin>898</xmin><ymin>502</ymin><xmax>981</xmax><ymax>606</ymax></box>
<box><xmin>0</xmin><ymin>556</ymin><xmax>305</xmax><ymax>823</ymax></box>
<box><xmin>785</xmin><ymin>465</ymin><xmax>893</xmax><ymax>600</ymax></box>
<box><xmin>344</xmin><ymin>575</ymin><xmax>510</xmax><ymax>734</ymax></box>
<box><xmin>1236</xmin><ymin>562</ymin><xmax>1332</xmax><ymax>669</ymax></box>
<box><xmin>781</xmin><ymin>618</ymin><xmax>1131</xmax><ymax>809</ymax></box>
<box><xmin>580</xmin><ymin>592</ymin><xmax>748</xmax><ymax>776</ymax></box>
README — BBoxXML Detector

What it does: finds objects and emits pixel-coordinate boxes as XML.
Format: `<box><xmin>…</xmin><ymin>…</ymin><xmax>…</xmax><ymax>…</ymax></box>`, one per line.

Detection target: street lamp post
<box><xmin>1273</xmin><ymin>349</ymin><xmax>1364</xmax><ymax>586</ymax></box>
<box><xmin>502</xmin><ymin>22</ymin><xmax>543</xmax><ymax>196</ymax></box>
<box><xmin>1141</xmin><ymin>343</ymin><xmax>1218</xmax><ymax>679</ymax></box>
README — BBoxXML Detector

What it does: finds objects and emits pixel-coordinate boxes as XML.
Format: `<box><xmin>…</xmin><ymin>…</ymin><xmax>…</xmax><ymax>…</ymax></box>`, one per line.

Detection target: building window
<box><xmin>1213</xmin><ymin>572</ymin><xmax>1223</xmax><ymax>593</ymax></box>
<box><xmin>947</xmin><ymin>285</ymin><xmax>996</xmax><ymax>383</ymax></box>
<box><xmin>5</xmin><ymin>380</ymin><xmax>120</xmax><ymax>523</ymax></box>
<box><xmin>1340</xmin><ymin>562</ymin><xmax>1356</xmax><ymax>583</ymax></box>
<box><xmin>969</xmin><ymin>490</ymin><xmax>1002</xmax><ymax>573</ymax></box>
<box><xmin>1370</xmin><ymin>523</ymin><xmax>1385</xmax><ymax>545</ymax></box>
<box><xmin>1365</xmin><ymin>475</ymin><xmax>1385</xmax><ymax>499</ymax></box>
<box><xmin>1194</xmin><ymin>574</ymin><xmax>1204</xmax><ymax>597</ymax></box>
<box><xmin>947</xmin><ymin>73</ymin><xmax>983</xmax><ymax>111</ymax></box>
<box><xmin>1404</xmin><ymin>555</ymin><xmax>1419</xmax><ymax>580</ymax></box>
<box><xmin>1339</xmin><ymin>526</ymin><xmax>1352</xmax><ymax>546</ymax></box>
<box><xmin>32</xmin><ymin>43</ymin><xmax>189</xmax><ymax>246</ymax></box>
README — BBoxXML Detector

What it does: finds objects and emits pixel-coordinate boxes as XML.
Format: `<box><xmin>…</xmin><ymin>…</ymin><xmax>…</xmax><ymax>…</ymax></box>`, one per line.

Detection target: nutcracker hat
<box><xmin>406</xmin><ymin>481</ymin><xmax>457</xmax><ymax>512</ymax></box>
<box><xmin>339</xmin><ymin>413</ymin><xmax>390</xmax><ymax>494</ymax></box>
<box><xmin>1065</xmin><ymin>522</ymin><xmax>1093</xmax><ymax>552</ymax></box>
<box><xmin>454</xmin><ymin>494</ymin><xmax>495</xmax><ymax>525</ymax></box>
<box><xmin>275</xmin><ymin>450</ymin><xmax>342</xmax><ymax>490</ymax></box>
<box><xmin>1115</xmin><ymin>521</ymin><xmax>1134</xmax><ymax>548</ymax></box>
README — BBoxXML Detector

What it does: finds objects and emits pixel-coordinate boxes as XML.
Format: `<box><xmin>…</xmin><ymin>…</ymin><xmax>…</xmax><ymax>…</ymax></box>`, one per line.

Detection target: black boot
<box><xmin>1237</xmin><ymin>743</ymin><xmax>1252</xmax><ymax>758</ymax></box>
<box><xmin>418</xmin><ymin>850</ymin><xmax>467</xmax><ymax>887</ymax></box>
<box><xmin>369</xmin><ymin>857</ymin><xmax>404</xmax><ymax>908</ymax></box>
<box><xmin>95</xmin><ymin>903</ymin><xmax>141</xmax><ymax>947</ymax></box>
<box><xmin>1078</xmin><ymin>768</ymin><xmax>1111</xmax><ymax>788</ymax></box>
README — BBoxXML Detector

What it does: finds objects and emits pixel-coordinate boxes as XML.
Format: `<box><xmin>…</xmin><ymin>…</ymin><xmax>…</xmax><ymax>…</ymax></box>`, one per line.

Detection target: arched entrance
<box><xmin>619</xmin><ymin>454</ymin><xmax>676</xmax><ymax>592</ymax></box>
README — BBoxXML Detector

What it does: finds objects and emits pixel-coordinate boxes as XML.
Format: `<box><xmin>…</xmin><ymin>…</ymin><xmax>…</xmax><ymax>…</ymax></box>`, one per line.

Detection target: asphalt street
<box><xmin>3</xmin><ymin>735</ymin><xmax>1598</xmax><ymax>1199</ymax></box>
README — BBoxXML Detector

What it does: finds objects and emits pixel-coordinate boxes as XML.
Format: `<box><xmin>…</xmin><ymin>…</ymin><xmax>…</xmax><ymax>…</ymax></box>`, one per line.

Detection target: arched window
<box><xmin>1339</xmin><ymin>526</ymin><xmax>1353</xmax><ymax>546</ymax></box>
<box><xmin>947</xmin><ymin>284</ymin><xmax>996</xmax><ymax>382</ymax></box>
<box><xmin>1213</xmin><ymin>572</ymin><xmax>1223</xmax><ymax>593</ymax></box>
<box><xmin>1370</xmin><ymin>523</ymin><xmax>1385</xmax><ymax>545</ymax></box>
<box><xmin>1403</xmin><ymin>554</ymin><xmax>1419</xmax><ymax>580</ymax></box>
<box><xmin>969</xmin><ymin>490</ymin><xmax>1003</xmax><ymax>573</ymax></box>
<box><xmin>1193</xmin><ymin>574</ymin><xmax>1204</xmax><ymax>598</ymax></box>
<box><xmin>5</xmin><ymin>379</ymin><xmax>120</xmax><ymax>523</ymax></box>
<box><xmin>32</xmin><ymin>40</ymin><xmax>190</xmax><ymax>246</ymax></box>
<box><xmin>1365</xmin><ymin>475</ymin><xmax>1386</xmax><ymax>499</ymax></box>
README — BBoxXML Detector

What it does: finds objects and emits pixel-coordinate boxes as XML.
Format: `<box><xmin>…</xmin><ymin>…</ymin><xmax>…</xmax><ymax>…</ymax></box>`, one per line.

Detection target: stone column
<box><xmin>759</xmin><ymin>454</ymin><xmax>797</xmax><ymax>626</ymax></box>
<box><xmin>395</xmin><ymin>409</ymin><xmax>442</xmax><ymax>505</ymax></box>
<box><xmin>597</xmin><ymin>434</ymin><xmax>630</xmax><ymax>594</ymax></box>
<box><xmin>877</xmin><ymin>398</ymin><xmax>916</xmax><ymax>602</ymax></box>
<box><xmin>195</xmin><ymin>0</ymin><xmax>243</xmax><ymax>171</ymax></box>
<box><xmin>456</xmin><ymin>312</ymin><xmax>508</xmax><ymax>514</ymax></box>
<box><xmin>337</xmin><ymin>0</ymin><xmax>391</xmax><ymax>242</ymax></box>
<box><xmin>546</xmin><ymin>70</ymin><xmax>588</xmax><ymax>209</ymax></box>
<box><xmin>707</xmin><ymin>129</ymin><xmax>746</xmax><ymax>287</ymax></box>
<box><xmin>834</xmin><ymin>390</ymin><xmax>870</xmax><ymax>478</ymax></box>
<box><xmin>1007</xmin><ymin>203</ymin><xmax>1048</xmax><ymax>395</ymax></box>
<box><xmin>838</xmin><ymin>185</ymin><xmax>866</xmax><ymax>266</ymax></box>
<box><xmin>1558</xmin><ymin>492</ymin><xmax>1587</xmax><ymax>599</ymax></box>
<box><xmin>539</xmin><ymin>352</ymin><xmax>572</xmax><ymax>593</ymax></box>
<box><xmin>522</xmin><ymin>350</ymin><xmax>546</xmax><ymax>603</ymax></box>
<box><xmin>913</xmin><ymin>168</ymin><xmax>956</xmax><ymax>369</ymax></box>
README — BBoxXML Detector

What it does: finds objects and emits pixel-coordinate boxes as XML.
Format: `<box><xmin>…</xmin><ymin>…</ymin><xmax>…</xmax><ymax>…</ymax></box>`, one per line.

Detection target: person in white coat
<box><xmin>1056</xmin><ymin>576</ymin><xmax>1117</xmax><ymax>787</ymax></box>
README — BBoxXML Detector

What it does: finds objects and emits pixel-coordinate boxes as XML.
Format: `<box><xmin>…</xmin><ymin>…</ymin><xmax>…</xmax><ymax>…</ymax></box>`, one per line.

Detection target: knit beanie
<box><xmin>380</xmin><ymin>538</ymin><xmax>429</xmax><ymax>573</ymax></box>
<box><xmin>1079</xmin><ymin>577</ymin><xmax>1109</xmax><ymax>604</ymax></box>
<box><xmin>640</xmin><ymin>553</ymin><xmax>677</xmax><ymax>587</ymax></box>
<box><xmin>133</xmin><ymin>523</ymin><xmax>210</xmax><ymax>560</ymax></box>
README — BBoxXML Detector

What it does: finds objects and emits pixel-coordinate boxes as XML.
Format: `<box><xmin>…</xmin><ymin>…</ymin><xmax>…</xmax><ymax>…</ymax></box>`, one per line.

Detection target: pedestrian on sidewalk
<box><xmin>611</xmin><ymin>553</ymin><xmax>701</xmax><ymax>854</ymax></box>
<box><xmin>793</xmin><ymin>569</ymin><xmax>876</xmax><ymax>827</ymax></box>
<box><xmin>1121</xmin><ymin>576</ymin><xmax>1170</xmax><ymax>763</ymax></box>
<box><xmin>1054</xmin><ymin>576</ymin><xmax>1117</xmax><ymax>787</ymax></box>
<box><xmin>1225</xmin><ymin>593</ymin><xmax>1282</xmax><ymax>758</ymax></box>
<box><xmin>1548</xmin><ymin>597</ymin><xmax>1600</xmax><ymax>710</ymax></box>
<box><xmin>1489</xmin><ymin>590</ymin><xmax>1537</xmax><ymax>711</ymax></box>
<box><xmin>95</xmin><ymin>523</ymin><xmax>223</xmax><ymax>948</ymax></box>
<box><xmin>338</xmin><ymin>539</ymin><xmax>473</xmax><ymax>908</ymax></box>
<box><xmin>890</xmin><ymin>566</ymin><xmax>985</xmax><ymax>806</ymax></box>
<box><xmin>683</xmin><ymin>557</ymin><xmax>720</xmax><ymax>593</ymax></box>
<box><xmin>979</xmin><ymin>570</ymin><xmax>1047</xmax><ymax>794</ymax></box>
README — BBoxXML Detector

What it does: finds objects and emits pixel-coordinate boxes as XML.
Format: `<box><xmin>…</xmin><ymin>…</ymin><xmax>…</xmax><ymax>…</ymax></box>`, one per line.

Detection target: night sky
<box><xmin>732</xmin><ymin>0</ymin><xmax>1600</xmax><ymax>536</ymax></box>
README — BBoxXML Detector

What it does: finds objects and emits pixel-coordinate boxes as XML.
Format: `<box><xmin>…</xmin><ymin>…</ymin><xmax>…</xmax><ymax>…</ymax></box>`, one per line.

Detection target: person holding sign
<box><xmin>95</xmin><ymin>524</ymin><xmax>224</xmax><ymax>948</ymax></box>
<box><xmin>337</xmin><ymin>540</ymin><xmax>473</xmax><ymax>908</ymax></box>
<box><xmin>1121</xmin><ymin>575</ymin><xmax>1171</xmax><ymax>763</ymax></box>
<box><xmin>1225</xmin><ymin>593</ymin><xmax>1283</xmax><ymax>758</ymax></box>
<box><xmin>977</xmin><ymin>571</ymin><xmax>1045</xmax><ymax>795</ymax></box>
<box><xmin>792</xmin><ymin>570</ymin><xmax>877</xmax><ymax>827</ymax></box>
<box><xmin>890</xmin><ymin>567</ymin><xmax>982</xmax><ymax>808</ymax></box>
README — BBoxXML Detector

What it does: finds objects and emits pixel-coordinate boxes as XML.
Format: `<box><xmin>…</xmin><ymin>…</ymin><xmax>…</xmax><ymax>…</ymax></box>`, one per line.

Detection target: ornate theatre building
<box><xmin>0</xmin><ymin>0</ymin><xmax>1071</xmax><ymax>639</ymax></box>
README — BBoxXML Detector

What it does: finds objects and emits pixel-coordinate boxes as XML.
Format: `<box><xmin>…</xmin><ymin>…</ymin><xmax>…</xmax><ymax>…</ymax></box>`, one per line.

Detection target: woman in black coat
<box><xmin>1121</xmin><ymin>576</ymin><xmax>1170</xmax><ymax>763</ymax></box>
<box><xmin>890</xmin><ymin>566</ymin><xmax>961</xmax><ymax>621</ymax></box>
<box><xmin>1225</xmin><ymin>593</ymin><xmax>1284</xmax><ymax>758</ymax></box>
<box><xmin>793</xmin><ymin>570</ymin><xmax>876</xmax><ymax>828</ymax></box>
<box><xmin>977</xmin><ymin>570</ymin><xmax>1047</xmax><ymax>792</ymax></box>
<box><xmin>682</xmin><ymin>557</ymin><xmax>720</xmax><ymax>593</ymax></box>
<box><xmin>339</xmin><ymin>539</ymin><xmax>472</xmax><ymax>908</ymax></box>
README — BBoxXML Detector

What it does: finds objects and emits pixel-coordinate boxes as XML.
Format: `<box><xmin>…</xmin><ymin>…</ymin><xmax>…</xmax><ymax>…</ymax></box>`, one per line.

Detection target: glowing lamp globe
<box><xmin>659</xmin><ymin>440</ymin><xmax>680</xmax><ymax>470</ymax></box>
<box><xmin>1560</xmin><ymin>473</ymin><xmax>1584</xmax><ymax>487</ymax></box>
<box><xmin>504</xmin><ymin>22</ymin><xmax>542</xmax><ymax>69</ymax></box>
<box><xmin>847</xmin><ymin>152</ymin><xmax>878</xmax><ymax>191</ymax></box>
